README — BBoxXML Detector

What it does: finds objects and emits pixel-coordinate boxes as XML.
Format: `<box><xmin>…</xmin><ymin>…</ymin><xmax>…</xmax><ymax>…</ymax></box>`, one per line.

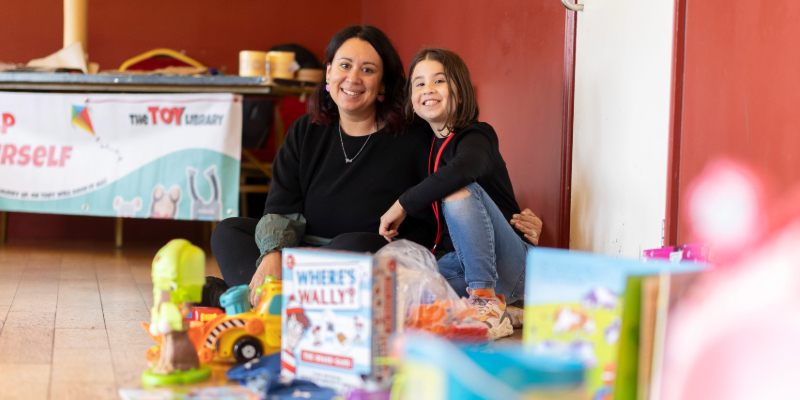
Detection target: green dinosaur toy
<box><xmin>142</xmin><ymin>239</ymin><xmax>211</xmax><ymax>386</ymax></box>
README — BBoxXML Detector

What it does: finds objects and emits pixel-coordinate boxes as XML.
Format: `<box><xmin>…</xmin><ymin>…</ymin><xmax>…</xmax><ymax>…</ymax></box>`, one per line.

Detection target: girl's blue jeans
<box><xmin>436</xmin><ymin>182</ymin><xmax>532</xmax><ymax>304</ymax></box>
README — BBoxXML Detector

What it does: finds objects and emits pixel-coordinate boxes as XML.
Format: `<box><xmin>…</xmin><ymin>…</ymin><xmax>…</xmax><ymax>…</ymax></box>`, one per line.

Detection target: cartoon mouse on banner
<box><xmin>147</xmin><ymin>185</ymin><xmax>182</xmax><ymax>219</ymax></box>
<box><xmin>186</xmin><ymin>165</ymin><xmax>222</xmax><ymax>221</ymax></box>
<box><xmin>113</xmin><ymin>196</ymin><xmax>143</xmax><ymax>218</ymax></box>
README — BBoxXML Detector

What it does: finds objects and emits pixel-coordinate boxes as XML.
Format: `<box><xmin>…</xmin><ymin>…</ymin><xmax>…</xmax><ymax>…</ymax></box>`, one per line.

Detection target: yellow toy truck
<box><xmin>197</xmin><ymin>280</ymin><xmax>282</xmax><ymax>363</ymax></box>
<box><xmin>145</xmin><ymin>279</ymin><xmax>282</xmax><ymax>365</ymax></box>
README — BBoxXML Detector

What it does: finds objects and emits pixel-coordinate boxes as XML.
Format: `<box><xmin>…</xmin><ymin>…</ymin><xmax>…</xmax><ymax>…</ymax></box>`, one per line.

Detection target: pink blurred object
<box><xmin>685</xmin><ymin>159</ymin><xmax>766</xmax><ymax>264</ymax></box>
<box><xmin>661</xmin><ymin>159</ymin><xmax>800</xmax><ymax>400</ymax></box>
<box><xmin>346</xmin><ymin>387</ymin><xmax>391</xmax><ymax>400</ymax></box>
<box><xmin>643</xmin><ymin>243</ymin><xmax>710</xmax><ymax>263</ymax></box>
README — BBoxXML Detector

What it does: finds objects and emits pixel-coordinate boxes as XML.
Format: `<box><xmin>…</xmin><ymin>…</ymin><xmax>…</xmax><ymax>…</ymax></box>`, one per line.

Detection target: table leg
<box><xmin>274</xmin><ymin>100</ymin><xmax>285</xmax><ymax>150</ymax></box>
<box><xmin>240</xmin><ymin>173</ymin><xmax>248</xmax><ymax>218</ymax></box>
<box><xmin>115</xmin><ymin>217</ymin><xmax>123</xmax><ymax>248</ymax></box>
<box><xmin>204</xmin><ymin>221</ymin><xmax>218</xmax><ymax>250</ymax></box>
<box><xmin>0</xmin><ymin>211</ymin><xmax>8</xmax><ymax>244</ymax></box>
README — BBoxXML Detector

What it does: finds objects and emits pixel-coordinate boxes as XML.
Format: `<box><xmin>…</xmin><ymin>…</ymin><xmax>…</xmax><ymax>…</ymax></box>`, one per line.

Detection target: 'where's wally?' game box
<box><xmin>280</xmin><ymin>248</ymin><xmax>396</xmax><ymax>392</ymax></box>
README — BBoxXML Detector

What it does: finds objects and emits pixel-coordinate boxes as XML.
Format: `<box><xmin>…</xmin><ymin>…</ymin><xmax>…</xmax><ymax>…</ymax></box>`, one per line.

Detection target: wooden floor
<box><xmin>0</xmin><ymin>239</ymin><xmax>224</xmax><ymax>400</ymax></box>
<box><xmin>0</xmin><ymin>239</ymin><xmax>522</xmax><ymax>400</ymax></box>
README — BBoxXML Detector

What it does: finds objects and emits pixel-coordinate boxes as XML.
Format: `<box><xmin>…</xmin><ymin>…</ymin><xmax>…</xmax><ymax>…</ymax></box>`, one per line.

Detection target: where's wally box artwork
<box><xmin>280</xmin><ymin>248</ymin><xmax>396</xmax><ymax>392</ymax></box>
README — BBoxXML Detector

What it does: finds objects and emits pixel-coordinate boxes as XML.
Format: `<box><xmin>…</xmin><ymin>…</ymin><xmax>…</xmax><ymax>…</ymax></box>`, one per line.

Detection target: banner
<box><xmin>0</xmin><ymin>92</ymin><xmax>241</xmax><ymax>221</ymax></box>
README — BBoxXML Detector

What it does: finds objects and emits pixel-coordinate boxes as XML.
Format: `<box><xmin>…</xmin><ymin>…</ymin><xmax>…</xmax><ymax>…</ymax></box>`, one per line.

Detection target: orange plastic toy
<box><xmin>407</xmin><ymin>300</ymin><xmax>489</xmax><ymax>343</ymax></box>
<box><xmin>144</xmin><ymin>280</ymin><xmax>283</xmax><ymax>364</ymax></box>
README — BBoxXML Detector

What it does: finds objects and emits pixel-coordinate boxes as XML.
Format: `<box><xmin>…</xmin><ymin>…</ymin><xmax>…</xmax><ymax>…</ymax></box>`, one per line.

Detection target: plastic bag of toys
<box><xmin>375</xmin><ymin>240</ymin><xmax>488</xmax><ymax>342</ymax></box>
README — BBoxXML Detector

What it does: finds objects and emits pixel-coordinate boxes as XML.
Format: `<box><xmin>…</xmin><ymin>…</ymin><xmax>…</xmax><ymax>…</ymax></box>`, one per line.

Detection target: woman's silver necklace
<box><xmin>339</xmin><ymin>123</ymin><xmax>374</xmax><ymax>163</ymax></box>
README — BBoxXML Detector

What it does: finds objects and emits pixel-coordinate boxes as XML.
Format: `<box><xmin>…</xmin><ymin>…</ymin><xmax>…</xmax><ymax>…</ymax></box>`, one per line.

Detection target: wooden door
<box><xmin>569</xmin><ymin>0</ymin><xmax>677</xmax><ymax>255</ymax></box>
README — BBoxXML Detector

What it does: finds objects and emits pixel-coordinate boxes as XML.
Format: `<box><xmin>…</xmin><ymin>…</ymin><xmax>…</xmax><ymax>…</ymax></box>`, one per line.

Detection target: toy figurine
<box><xmin>142</xmin><ymin>239</ymin><xmax>211</xmax><ymax>386</ymax></box>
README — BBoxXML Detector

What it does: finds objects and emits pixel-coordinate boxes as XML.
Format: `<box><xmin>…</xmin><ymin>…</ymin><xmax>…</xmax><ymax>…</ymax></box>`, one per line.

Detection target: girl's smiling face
<box><xmin>411</xmin><ymin>59</ymin><xmax>454</xmax><ymax>135</ymax></box>
<box><xmin>326</xmin><ymin>38</ymin><xmax>384</xmax><ymax>120</ymax></box>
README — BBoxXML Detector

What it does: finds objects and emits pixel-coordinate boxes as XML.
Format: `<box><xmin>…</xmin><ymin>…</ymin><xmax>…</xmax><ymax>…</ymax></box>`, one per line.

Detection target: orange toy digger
<box><xmin>144</xmin><ymin>279</ymin><xmax>282</xmax><ymax>364</ymax></box>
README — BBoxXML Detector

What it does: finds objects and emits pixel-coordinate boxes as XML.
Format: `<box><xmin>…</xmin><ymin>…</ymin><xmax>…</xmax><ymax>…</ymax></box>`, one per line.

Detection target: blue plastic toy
<box><xmin>220</xmin><ymin>285</ymin><xmax>252</xmax><ymax>316</ymax></box>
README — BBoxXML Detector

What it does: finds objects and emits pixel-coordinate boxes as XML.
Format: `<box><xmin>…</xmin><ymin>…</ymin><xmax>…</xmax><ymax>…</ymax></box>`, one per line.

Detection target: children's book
<box><xmin>613</xmin><ymin>272</ymin><xmax>701</xmax><ymax>400</ymax></box>
<box><xmin>280</xmin><ymin>248</ymin><xmax>396</xmax><ymax>393</ymax></box>
<box><xmin>631</xmin><ymin>245</ymin><xmax>707</xmax><ymax>400</ymax></box>
<box><xmin>522</xmin><ymin>248</ymin><xmax>704</xmax><ymax>400</ymax></box>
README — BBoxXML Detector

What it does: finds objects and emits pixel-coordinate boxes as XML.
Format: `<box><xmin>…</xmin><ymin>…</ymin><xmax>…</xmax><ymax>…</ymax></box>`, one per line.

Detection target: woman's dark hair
<box><xmin>405</xmin><ymin>48</ymin><xmax>479</xmax><ymax>134</ymax></box>
<box><xmin>307</xmin><ymin>25</ymin><xmax>406</xmax><ymax>133</ymax></box>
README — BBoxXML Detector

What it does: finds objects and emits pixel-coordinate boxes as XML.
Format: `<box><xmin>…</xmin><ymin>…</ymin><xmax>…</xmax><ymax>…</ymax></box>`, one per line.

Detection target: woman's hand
<box><xmin>379</xmin><ymin>200</ymin><xmax>407</xmax><ymax>242</ymax></box>
<box><xmin>511</xmin><ymin>208</ymin><xmax>543</xmax><ymax>245</ymax></box>
<box><xmin>249</xmin><ymin>251</ymin><xmax>281</xmax><ymax>306</ymax></box>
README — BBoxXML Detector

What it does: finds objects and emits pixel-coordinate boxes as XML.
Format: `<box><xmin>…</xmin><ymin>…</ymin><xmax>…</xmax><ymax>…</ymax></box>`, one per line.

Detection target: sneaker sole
<box><xmin>487</xmin><ymin>316</ymin><xmax>514</xmax><ymax>340</ymax></box>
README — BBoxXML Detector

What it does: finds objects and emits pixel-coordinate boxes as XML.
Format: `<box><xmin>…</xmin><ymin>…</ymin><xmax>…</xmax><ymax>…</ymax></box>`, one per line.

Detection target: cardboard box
<box><xmin>280</xmin><ymin>248</ymin><xmax>396</xmax><ymax>393</ymax></box>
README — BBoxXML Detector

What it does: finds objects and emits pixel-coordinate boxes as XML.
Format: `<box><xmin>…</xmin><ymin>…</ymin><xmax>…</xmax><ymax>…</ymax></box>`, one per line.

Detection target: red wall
<box><xmin>2</xmin><ymin>1</ymin><xmax>570</xmax><ymax>246</ymax></box>
<box><xmin>676</xmin><ymin>1</ymin><xmax>800</xmax><ymax>243</ymax></box>
<box><xmin>1</xmin><ymin>0</ymin><xmax>360</xmax><ymax>243</ymax></box>
<box><xmin>363</xmin><ymin>1</ymin><xmax>570</xmax><ymax>247</ymax></box>
<box><xmin>0</xmin><ymin>0</ymin><xmax>360</xmax><ymax>72</ymax></box>
<box><xmin>6</xmin><ymin>212</ymin><xmax>207</xmax><ymax>245</ymax></box>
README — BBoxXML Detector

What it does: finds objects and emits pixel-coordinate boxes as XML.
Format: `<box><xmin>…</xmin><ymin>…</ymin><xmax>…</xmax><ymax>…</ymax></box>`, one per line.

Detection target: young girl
<box><xmin>379</xmin><ymin>48</ymin><xmax>533</xmax><ymax>339</ymax></box>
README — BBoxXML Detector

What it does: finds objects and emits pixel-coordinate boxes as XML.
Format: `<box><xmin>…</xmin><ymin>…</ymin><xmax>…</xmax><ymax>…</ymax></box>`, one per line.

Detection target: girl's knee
<box><xmin>444</xmin><ymin>187</ymin><xmax>471</xmax><ymax>202</ymax></box>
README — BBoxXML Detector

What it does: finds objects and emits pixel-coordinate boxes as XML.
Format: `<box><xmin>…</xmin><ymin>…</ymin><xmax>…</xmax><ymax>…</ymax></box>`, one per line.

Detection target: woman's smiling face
<box><xmin>326</xmin><ymin>38</ymin><xmax>384</xmax><ymax>120</ymax></box>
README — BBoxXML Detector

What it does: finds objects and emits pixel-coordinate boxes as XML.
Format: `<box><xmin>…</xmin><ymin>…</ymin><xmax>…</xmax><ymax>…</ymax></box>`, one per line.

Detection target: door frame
<box><xmin>559</xmin><ymin>0</ymin><xmax>684</xmax><ymax>250</ymax></box>
<box><xmin>557</xmin><ymin>2</ymin><xmax>579</xmax><ymax>249</ymax></box>
<box><xmin>664</xmin><ymin>0</ymin><xmax>689</xmax><ymax>246</ymax></box>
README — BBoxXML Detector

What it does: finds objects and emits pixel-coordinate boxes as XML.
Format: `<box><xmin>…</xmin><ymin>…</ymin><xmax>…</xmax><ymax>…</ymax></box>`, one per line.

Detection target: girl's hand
<box><xmin>379</xmin><ymin>200</ymin><xmax>407</xmax><ymax>242</ymax></box>
<box><xmin>511</xmin><ymin>208</ymin><xmax>543</xmax><ymax>245</ymax></box>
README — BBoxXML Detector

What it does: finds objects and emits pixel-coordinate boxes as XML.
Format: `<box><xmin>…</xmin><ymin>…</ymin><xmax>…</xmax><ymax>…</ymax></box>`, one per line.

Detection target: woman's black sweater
<box><xmin>264</xmin><ymin>114</ymin><xmax>436</xmax><ymax>247</ymax></box>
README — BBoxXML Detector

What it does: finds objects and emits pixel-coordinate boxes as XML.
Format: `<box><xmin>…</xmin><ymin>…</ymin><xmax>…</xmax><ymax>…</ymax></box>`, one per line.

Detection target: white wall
<box><xmin>569</xmin><ymin>0</ymin><xmax>675</xmax><ymax>256</ymax></box>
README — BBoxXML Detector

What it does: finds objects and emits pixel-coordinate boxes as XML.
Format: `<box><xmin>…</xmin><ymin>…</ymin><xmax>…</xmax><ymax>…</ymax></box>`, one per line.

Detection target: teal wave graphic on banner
<box><xmin>0</xmin><ymin>149</ymin><xmax>240</xmax><ymax>221</ymax></box>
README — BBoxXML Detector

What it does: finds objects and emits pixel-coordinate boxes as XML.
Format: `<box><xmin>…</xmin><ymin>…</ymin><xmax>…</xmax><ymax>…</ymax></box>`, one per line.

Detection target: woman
<box><xmin>210</xmin><ymin>26</ymin><xmax>541</xmax><ymax>305</ymax></box>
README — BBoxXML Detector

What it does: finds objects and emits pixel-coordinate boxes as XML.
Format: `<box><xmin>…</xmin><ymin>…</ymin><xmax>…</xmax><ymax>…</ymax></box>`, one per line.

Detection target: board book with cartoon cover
<box><xmin>522</xmin><ymin>248</ymin><xmax>703</xmax><ymax>400</ymax></box>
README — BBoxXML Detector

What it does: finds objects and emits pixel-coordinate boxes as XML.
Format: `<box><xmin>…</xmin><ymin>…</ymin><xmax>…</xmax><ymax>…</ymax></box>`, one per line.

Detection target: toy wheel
<box><xmin>233</xmin><ymin>336</ymin><xmax>263</xmax><ymax>363</ymax></box>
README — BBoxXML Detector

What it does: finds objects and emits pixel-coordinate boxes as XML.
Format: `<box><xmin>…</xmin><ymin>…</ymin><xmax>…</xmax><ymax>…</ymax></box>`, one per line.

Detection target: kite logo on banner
<box><xmin>71</xmin><ymin>105</ymin><xmax>94</xmax><ymax>135</ymax></box>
